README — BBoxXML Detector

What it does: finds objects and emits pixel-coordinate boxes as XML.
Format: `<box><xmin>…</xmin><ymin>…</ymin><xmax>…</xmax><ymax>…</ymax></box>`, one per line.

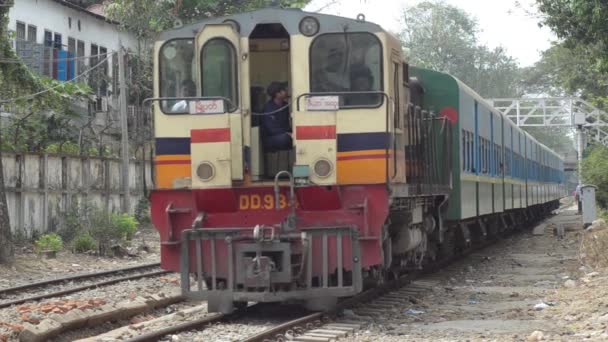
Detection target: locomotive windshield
<box><xmin>310</xmin><ymin>32</ymin><xmax>382</xmax><ymax>107</ymax></box>
<box><xmin>159</xmin><ymin>39</ymin><xmax>195</xmax><ymax>113</ymax></box>
<box><xmin>200</xmin><ymin>38</ymin><xmax>238</xmax><ymax>110</ymax></box>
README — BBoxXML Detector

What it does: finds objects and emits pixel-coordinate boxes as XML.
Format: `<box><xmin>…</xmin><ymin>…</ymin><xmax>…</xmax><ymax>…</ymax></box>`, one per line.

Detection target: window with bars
<box><xmin>27</xmin><ymin>25</ymin><xmax>36</xmax><ymax>43</ymax></box>
<box><xmin>44</xmin><ymin>30</ymin><xmax>52</xmax><ymax>47</ymax></box>
<box><xmin>76</xmin><ymin>40</ymin><xmax>85</xmax><ymax>76</ymax></box>
<box><xmin>16</xmin><ymin>22</ymin><xmax>26</xmax><ymax>40</ymax></box>
<box><xmin>99</xmin><ymin>46</ymin><xmax>108</xmax><ymax>96</ymax></box>
<box><xmin>53</xmin><ymin>33</ymin><xmax>62</xmax><ymax>50</ymax></box>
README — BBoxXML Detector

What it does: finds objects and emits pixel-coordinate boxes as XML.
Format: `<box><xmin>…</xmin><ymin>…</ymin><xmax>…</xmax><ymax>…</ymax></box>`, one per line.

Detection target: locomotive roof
<box><xmin>159</xmin><ymin>7</ymin><xmax>384</xmax><ymax>41</ymax></box>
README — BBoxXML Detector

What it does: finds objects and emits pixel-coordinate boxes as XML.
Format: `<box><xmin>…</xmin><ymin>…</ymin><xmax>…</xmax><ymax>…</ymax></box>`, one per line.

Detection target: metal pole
<box><xmin>118</xmin><ymin>42</ymin><xmax>130</xmax><ymax>213</ymax></box>
<box><xmin>577</xmin><ymin>127</ymin><xmax>584</xmax><ymax>185</ymax></box>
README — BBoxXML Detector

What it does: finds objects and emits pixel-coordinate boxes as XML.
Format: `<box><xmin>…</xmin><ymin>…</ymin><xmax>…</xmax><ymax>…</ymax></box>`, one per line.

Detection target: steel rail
<box><xmin>0</xmin><ymin>262</ymin><xmax>162</xmax><ymax>296</ymax></box>
<box><xmin>0</xmin><ymin>270</ymin><xmax>170</xmax><ymax>309</ymax></box>
<box><xmin>122</xmin><ymin>303</ymin><xmax>271</xmax><ymax>342</ymax></box>
<box><xmin>122</xmin><ymin>313</ymin><xmax>225</xmax><ymax>342</ymax></box>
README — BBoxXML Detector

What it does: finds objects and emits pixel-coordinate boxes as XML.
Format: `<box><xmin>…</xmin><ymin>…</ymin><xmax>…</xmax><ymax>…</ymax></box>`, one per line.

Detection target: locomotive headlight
<box><xmin>196</xmin><ymin>162</ymin><xmax>215</xmax><ymax>181</ymax></box>
<box><xmin>313</xmin><ymin>158</ymin><xmax>333</xmax><ymax>178</ymax></box>
<box><xmin>299</xmin><ymin>16</ymin><xmax>320</xmax><ymax>37</ymax></box>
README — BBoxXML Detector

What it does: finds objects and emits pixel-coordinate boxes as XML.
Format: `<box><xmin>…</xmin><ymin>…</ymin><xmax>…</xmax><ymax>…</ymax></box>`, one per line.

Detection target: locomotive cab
<box><xmin>247</xmin><ymin>23</ymin><xmax>294</xmax><ymax>180</ymax></box>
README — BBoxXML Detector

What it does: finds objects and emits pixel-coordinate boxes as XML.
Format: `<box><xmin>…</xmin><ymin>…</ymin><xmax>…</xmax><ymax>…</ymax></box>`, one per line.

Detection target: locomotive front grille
<box><xmin>179</xmin><ymin>226</ymin><xmax>362</xmax><ymax>305</ymax></box>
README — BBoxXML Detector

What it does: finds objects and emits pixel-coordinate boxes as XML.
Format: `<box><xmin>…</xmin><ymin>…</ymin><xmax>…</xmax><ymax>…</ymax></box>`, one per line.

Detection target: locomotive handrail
<box><xmin>296</xmin><ymin>91</ymin><xmax>392</xmax><ymax>192</ymax></box>
<box><xmin>142</xmin><ymin>96</ymin><xmax>237</xmax><ymax>114</ymax></box>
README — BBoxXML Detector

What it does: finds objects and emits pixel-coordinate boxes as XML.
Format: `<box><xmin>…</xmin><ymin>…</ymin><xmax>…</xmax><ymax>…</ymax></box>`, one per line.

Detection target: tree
<box><xmin>0</xmin><ymin>2</ymin><xmax>91</xmax><ymax>264</ymax></box>
<box><xmin>400</xmin><ymin>1</ymin><xmax>521</xmax><ymax>98</ymax></box>
<box><xmin>582</xmin><ymin>145</ymin><xmax>608</xmax><ymax>208</ymax></box>
<box><xmin>536</xmin><ymin>0</ymin><xmax>608</xmax><ymax>61</ymax></box>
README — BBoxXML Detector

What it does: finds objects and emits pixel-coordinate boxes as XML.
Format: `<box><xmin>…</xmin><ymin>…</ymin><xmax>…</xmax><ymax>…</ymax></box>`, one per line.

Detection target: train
<box><xmin>149</xmin><ymin>7</ymin><xmax>566</xmax><ymax>313</ymax></box>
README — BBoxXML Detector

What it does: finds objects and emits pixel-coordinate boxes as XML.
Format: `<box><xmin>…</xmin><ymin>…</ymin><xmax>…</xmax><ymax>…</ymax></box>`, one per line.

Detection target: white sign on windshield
<box><xmin>189</xmin><ymin>100</ymin><xmax>225</xmax><ymax>114</ymax></box>
<box><xmin>306</xmin><ymin>96</ymin><xmax>340</xmax><ymax>111</ymax></box>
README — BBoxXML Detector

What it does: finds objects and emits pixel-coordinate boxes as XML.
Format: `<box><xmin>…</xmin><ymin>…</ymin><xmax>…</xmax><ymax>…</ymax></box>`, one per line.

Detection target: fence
<box><xmin>2</xmin><ymin>152</ymin><xmax>153</xmax><ymax>236</ymax></box>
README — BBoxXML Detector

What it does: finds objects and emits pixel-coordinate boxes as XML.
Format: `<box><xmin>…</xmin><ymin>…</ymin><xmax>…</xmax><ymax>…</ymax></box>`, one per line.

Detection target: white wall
<box><xmin>8</xmin><ymin>0</ymin><xmax>137</xmax><ymax>73</ymax></box>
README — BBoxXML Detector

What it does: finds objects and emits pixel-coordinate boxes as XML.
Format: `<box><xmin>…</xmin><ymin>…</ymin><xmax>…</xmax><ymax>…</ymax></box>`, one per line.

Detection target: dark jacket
<box><xmin>261</xmin><ymin>100</ymin><xmax>291</xmax><ymax>136</ymax></box>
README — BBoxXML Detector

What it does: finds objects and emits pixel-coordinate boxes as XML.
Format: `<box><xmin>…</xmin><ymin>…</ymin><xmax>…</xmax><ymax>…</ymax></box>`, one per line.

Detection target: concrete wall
<box><xmin>2</xmin><ymin>152</ymin><xmax>152</xmax><ymax>236</ymax></box>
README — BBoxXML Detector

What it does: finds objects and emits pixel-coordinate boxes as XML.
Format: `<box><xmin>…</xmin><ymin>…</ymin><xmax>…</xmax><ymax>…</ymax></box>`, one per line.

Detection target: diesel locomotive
<box><xmin>149</xmin><ymin>7</ymin><xmax>566</xmax><ymax>313</ymax></box>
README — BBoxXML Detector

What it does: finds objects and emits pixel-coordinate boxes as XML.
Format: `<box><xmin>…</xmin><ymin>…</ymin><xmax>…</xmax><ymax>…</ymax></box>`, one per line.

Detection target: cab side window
<box><xmin>310</xmin><ymin>33</ymin><xmax>382</xmax><ymax>107</ymax></box>
<box><xmin>159</xmin><ymin>39</ymin><xmax>195</xmax><ymax>114</ymax></box>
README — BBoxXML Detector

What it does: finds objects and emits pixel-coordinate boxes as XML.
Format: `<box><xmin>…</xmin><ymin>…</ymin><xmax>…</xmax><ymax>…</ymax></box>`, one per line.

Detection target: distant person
<box><xmin>261</xmin><ymin>82</ymin><xmax>292</xmax><ymax>151</ymax></box>
<box><xmin>171</xmin><ymin>80</ymin><xmax>196</xmax><ymax>112</ymax></box>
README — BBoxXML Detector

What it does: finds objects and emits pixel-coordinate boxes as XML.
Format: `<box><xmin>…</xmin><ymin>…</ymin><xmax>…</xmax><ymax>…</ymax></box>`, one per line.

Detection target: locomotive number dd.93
<box><xmin>238</xmin><ymin>194</ymin><xmax>297</xmax><ymax>210</ymax></box>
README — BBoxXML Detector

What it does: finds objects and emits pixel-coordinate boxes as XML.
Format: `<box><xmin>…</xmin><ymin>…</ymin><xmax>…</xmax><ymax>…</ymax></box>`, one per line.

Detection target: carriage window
<box><xmin>160</xmin><ymin>39</ymin><xmax>195</xmax><ymax>114</ymax></box>
<box><xmin>201</xmin><ymin>38</ymin><xmax>238</xmax><ymax>110</ymax></box>
<box><xmin>310</xmin><ymin>32</ymin><xmax>382</xmax><ymax>107</ymax></box>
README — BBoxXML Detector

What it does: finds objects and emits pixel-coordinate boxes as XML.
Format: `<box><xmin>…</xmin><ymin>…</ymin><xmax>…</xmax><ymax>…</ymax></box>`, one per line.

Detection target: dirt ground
<box><xmin>347</xmin><ymin>203</ymin><xmax>608</xmax><ymax>341</ymax></box>
<box><xmin>0</xmin><ymin>228</ymin><xmax>160</xmax><ymax>289</ymax></box>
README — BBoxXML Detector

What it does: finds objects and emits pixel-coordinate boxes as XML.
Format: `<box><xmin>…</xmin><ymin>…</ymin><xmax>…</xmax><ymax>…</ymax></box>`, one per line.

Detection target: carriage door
<box><xmin>192</xmin><ymin>24</ymin><xmax>243</xmax><ymax>188</ymax></box>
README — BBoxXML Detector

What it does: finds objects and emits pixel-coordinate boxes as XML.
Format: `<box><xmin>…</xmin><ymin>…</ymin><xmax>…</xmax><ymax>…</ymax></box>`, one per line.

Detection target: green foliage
<box><xmin>582</xmin><ymin>145</ymin><xmax>608</xmax><ymax>208</ymax></box>
<box><xmin>34</xmin><ymin>233</ymin><xmax>63</xmax><ymax>253</ymax></box>
<box><xmin>400</xmin><ymin>1</ymin><xmax>521</xmax><ymax>98</ymax></box>
<box><xmin>537</xmin><ymin>0</ymin><xmax>608</xmax><ymax>56</ymax></box>
<box><xmin>134</xmin><ymin>197</ymin><xmax>151</xmax><ymax>228</ymax></box>
<box><xmin>72</xmin><ymin>233</ymin><xmax>96</xmax><ymax>253</ymax></box>
<box><xmin>57</xmin><ymin>203</ymin><xmax>94</xmax><ymax>242</ymax></box>
<box><xmin>89</xmin><ymin>209</ymin><xmax>123</xmax><ymax>255</ymax></box>
<box><xmin>111</xmin><ymin>213</ymin><xmax>138</xmax><ymax>240</ymax></box>
<box><xmin>536</xmin><ymin>1</ymin><xmax>608</xmax><ymax>110</ymax></box>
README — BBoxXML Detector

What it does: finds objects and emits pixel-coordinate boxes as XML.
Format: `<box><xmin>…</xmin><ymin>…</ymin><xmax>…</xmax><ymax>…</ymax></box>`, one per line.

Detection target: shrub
<box><xmin>61</xmin><ymin>141</ymin><xmax>80</xmax><ymax>155</ymax></box>
<box><xmin>44</xmin><ymin>143</ymin><xmax>60</xmax><ymax>154</ymax></box>
<box><xmin>111</xmin><ymin>213</ymin><xmax>138</xmax><ymax>240</ymax></box>
<box><xmin>89</xmin><ymin>210</ymin><xmax>123</xmax><ymax>255</ymax></box>
<box><xmin>72</xmin><ymin>233</ymin><xmax>96</xmax><ymax>253</ymax></box>
<box><xmin>134</xmin><ymin>198</ymin><xmax>150</xmax><ymax>229</ymax></box>
<box><xmin>35</xmin><ymin>233</ymin><xmax>63</xmax><ymax>253</ymax></box>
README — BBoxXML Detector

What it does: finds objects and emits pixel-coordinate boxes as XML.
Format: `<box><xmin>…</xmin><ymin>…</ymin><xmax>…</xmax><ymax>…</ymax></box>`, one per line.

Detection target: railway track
<box><xmin>0</xmin><ymin>263</ymin><xmax>171</xmax><ymax>309</ymax></box>
<box><xmin>78</xmin><ymin>208</ymin><xmax>566</xmax><ymax>342</ymax></box>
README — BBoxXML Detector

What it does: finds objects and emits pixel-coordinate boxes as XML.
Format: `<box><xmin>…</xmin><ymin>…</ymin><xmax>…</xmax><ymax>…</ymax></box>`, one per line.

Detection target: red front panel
<box><xmin>151</xmin><ymin>185</ymin><xmax>389</xmax><ymax>275</ymax></box>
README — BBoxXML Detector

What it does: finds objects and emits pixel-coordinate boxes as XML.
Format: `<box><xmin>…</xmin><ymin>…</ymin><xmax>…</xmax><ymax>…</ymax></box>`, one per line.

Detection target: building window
<box><xmin>68</xmin><ymin>37</ymin><xmax>76</xmax><ymax>79</ymax></box>
<box><xmin>76</xmin><ymin>40</ymin><xmax>85</xmax><ymax>76</ymax></box>
<box><xmin>27</xmin><ymin>25</ymin><xmax>37</xmax><ymax>43</ymax></box>
<box><xmin>44</xmin><ymin>30</ymin><xmax>53</xmax><ymax>47</ymax></box>
<box><xmin>78</xmin><ymin>20</ymin><xmax>81</xmax><ymax>31</ymax></box>
<box><xmin>16</xmin><ymin>21</ymin><xmax>26</xmax><ymax>40</ymax></box>
<box><xmin>99</xmin><ymin>46</ymin><xmax>108</xmax><ymax>95</ymax></box>
<box><xmin>53</xmin><ymin>32</ymin><xmax>62</xmax><ymax>49</ymax></box>
<box><xmin>310</xmin><ymin>32</ymin><xmax>382</xmax><ymax>108</ymax></box>
<box><xmin>91</xmin><ymin>44</ymin><xmax>99</xmax><ymax>63</ymax></box>
<box><xmin>68</xmin><ymin>17</ymin><xmax>72</xmax><ymax>29</ymax></box>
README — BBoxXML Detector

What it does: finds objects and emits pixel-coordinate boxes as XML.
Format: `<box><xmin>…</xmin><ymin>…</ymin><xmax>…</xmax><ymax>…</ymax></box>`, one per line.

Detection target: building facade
<box><xmin>7</xmin><ymin>0</ymin><xmax>137</xmax><ymax>86</ymax></box>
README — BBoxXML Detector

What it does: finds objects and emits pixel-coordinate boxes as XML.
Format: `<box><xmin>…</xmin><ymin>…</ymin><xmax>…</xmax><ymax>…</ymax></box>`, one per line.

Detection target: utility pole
<box><xmin>118</xmin><ymin>42</ymin><xmax>130</xmax><ymax>213</ymax></box>
<box><xmin>577</xmin><ymin>127</ymin><xmax>584</xmax><ymax>185</ymax></box>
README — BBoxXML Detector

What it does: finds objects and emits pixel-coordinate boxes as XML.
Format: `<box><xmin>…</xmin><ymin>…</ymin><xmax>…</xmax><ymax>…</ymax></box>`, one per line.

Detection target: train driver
<box><xmin>345</xmin><ymin>64</ymin><xmax>378</xmax><ymax>106</ymax></box>
<box><xmin>171</xmin><ymin>80</ymin><xmax>196</xmax><ymax>112</ymax></box>
<box><xmin>261</xmin><ymin>82</ymin><xmax>292</xmax><ymax>151</ymax></box>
